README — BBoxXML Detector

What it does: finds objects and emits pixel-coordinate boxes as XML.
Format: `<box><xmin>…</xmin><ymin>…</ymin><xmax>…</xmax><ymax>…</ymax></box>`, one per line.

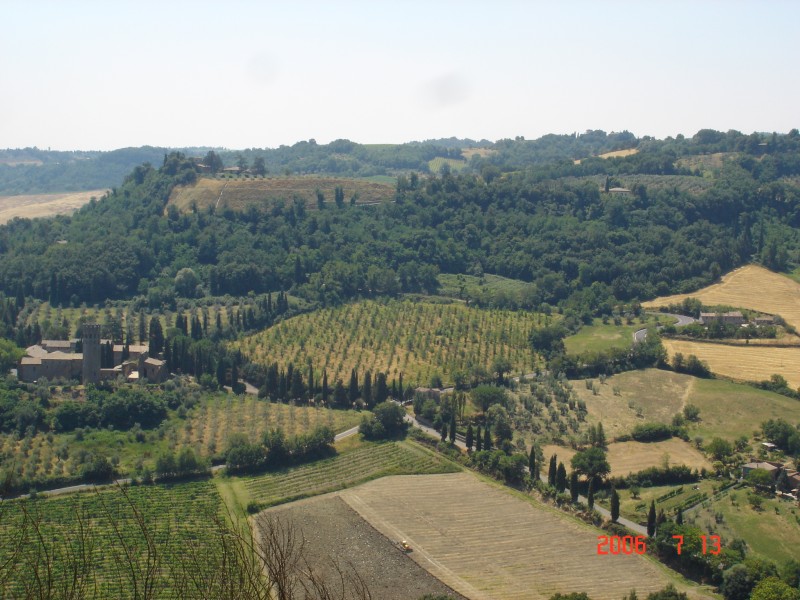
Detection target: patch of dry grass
<box><xmin>606</xmin><ymin>439</ymin><xmax>711</xmax><ymax>475</ymax></box>
<box><xmin>0</xmin><ymin>190</ymin><xmax>107</xmax><ymax>223</ymax></box>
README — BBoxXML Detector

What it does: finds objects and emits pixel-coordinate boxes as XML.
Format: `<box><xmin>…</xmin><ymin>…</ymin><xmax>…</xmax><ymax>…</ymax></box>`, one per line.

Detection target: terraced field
<box><xmin>340</xmin><ymin>472</ymin><xmax>709</xmax><ymax>600</ymax></box>
<box><xmin>169</xmin><ymin>176</ymin><xmax>394</xmax><ymax>212</ymax></box>
<box><xmin>243</xmin><ymin>441</ymin><xmax>459</xmax><ymax>507</ymax></box>
<box><xmin>235</xmin><ymin>299</ymin><xmax>550</xmax><ymax>386</ymax></box>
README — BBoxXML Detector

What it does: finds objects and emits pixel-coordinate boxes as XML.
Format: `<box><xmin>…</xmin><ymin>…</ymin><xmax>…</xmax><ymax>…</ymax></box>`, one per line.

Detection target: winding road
<box><xmin>633</xmin><ymin>312</ymin><xmax>697</xmax><ymax>344</ymax></box>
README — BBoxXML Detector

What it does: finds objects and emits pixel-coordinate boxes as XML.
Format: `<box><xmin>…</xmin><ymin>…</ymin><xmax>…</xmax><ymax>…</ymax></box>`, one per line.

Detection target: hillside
<box><xmin>168</xmin><ymin>176</ymin><xmax>394</xmax><ymax>213</ymax></box>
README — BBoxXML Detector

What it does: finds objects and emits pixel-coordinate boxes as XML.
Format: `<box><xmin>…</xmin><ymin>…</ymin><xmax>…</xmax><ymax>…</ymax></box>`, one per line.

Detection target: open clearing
<box><xmin>564</xmin><ymin>317</ymin><xmax>658</xmax><ymax>355</ymax></box>
<box><xmin>337</xmin><ymin>472</ymin><xmax>709</xmax><ymax>600</ymax></box>
<box><xmin>169</xmin><ymin>176</ymin><xmax>394</xmax><ymax>212</ymax></box>
<box><xmin>644</xmin><ymin>264</ymin><xmax>800</xmax><ymax>330</ymax></box>
<box><xmin>543</xmin><ymin>438</ymin><xmax>710</xmax><ymax>477</ymax></box>
<box><xmin>661</xmin><ymin>338</ymin><xmax>800</xmax><ymax>388</ymax></box>
<box><xmin>606</xmin><ymin>439</ymin><xmax>711</xmax><ymax>475</ymax></box>
<box><xmin>259</xmin><ymin>495</ymin><xmax>467</xmax><ymax>600</ymax></box>
<box><xmin>573</xmin><ymin>368</ymin><xmax>800</xmax><ymax>441</ymax></box>
<box><xmin>0</xmin><ymin>189</ymin><xmax>106</xmax><ymax>223</ymax></box>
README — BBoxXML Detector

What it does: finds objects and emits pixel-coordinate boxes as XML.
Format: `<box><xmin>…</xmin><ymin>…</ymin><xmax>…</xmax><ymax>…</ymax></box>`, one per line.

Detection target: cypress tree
<box><xmin>647</xmin><ymin>501</ymin><xmax>656</xmax><ymax>537</ymax></box>
<box><xmin>597</xmin><ymin>422</ymin><xmax>606</xmax><ymax>448</ymax></box>
<box><xmin>529</xmin><ymin>446</ymin><xmax>537</xmax><ymax>479</ymax></box>
<box><xmin>610</xmin><ymin>487</ymin><xmax>620</xmax><ymax>522</ymax></box>
<box><xmin>322</xmin><ymin>370</ymin><xmax>329</xmax><ymax>404</ymax></box>
<box><xmin>657</xmin><ymin>509</ymin><xmax>666</xmax><ymax>526</ymax></box>
<box><xmin>138</xmin><ymin>310</ymin><xmax>146</xmax><ymax>343</ymax></box>
<box><xmin>375</xmin><ymin>372</ymin><xmax>388</xmax><ymax>403</ymax></box>
<box><xmin>348</xmin><ymin>369</ymin><xmax>359</xmax><ymax>404</ymax></box>
<box><xmin>483</xmin><ymin>426</ymin><xmax>492</xmax><ymax>451</ymax></box>
<box><xmin>362</xmin><ymin>370</ymin><xmax>372</xmax><ymax>407</ymax></box>
<box><xmin>569</xmin><ymin>471</ymin><xmax>579</xmax><ymax>503</ymax></box>
<box><xmin>441</xmin><ymin>422</ymin><xmax>448</xmax><ymax>442</ymax></box>
<box><xmin>290</xmin><ymin>369</ymin><xmax>304</xmax><ymax>400</ymax></box>
<box><xmin>556</xmin><ymin>462</ymin><xmax>567</xmax><ymax>493</ymax></box>
<box><xmin>548</xmin><ymin>454</ymin><xmax>557</xmax><ymax>487</ymax></box>
<box><xmin>676</xmin><ymin>507</ymin><xmax>683</xmax><ymax>525</ymax></box>
<box><xmin>449</xmin><ymin>411</ymin><xmax>456</xmax><ymax>444</ymax></box>
<box><xmin>475</xmin><ymin>425</ymin><xmax>483</xmax><ymax>451</ymax></box>
<box><xmin>465</xmin><ymin>424</ymin><xmax>474</xmax><ymax>450</ymax></box>
<box><xmin>587</xmin><ymin>477</ymin><xmax>595</xmax><ymax>510</ymax></box>
<box><xmin>307</xmin><ymin>365</ymin><xmax>314</xmax><ymax>397</ymax></box>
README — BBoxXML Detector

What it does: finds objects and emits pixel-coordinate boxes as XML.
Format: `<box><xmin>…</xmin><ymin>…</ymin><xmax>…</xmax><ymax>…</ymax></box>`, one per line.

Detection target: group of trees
<box><xmin>225</xmin><ymin>425</ymin><xmax>335</xmax><ymax>474</ymax></box>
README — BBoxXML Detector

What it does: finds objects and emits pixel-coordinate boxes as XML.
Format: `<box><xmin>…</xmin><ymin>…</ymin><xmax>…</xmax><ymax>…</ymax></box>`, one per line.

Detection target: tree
<box><xmin>440</xmin><ymin>422</ymin><xmax>448</xmax><ymax>442</ymax></box>
<box><xmin>570</xmin><ymin>447</ymin><xmax>611</xmax><ymax>481</ymax></box>
<box><xmin>470</xmin><ymin>385</ymin><xmax>507</xmax><ymax>412</ymax></box>
<box><xmin>362</xmin><ymin>370</ymin><xmax>372</xmax><ymax>407</ymax></box>
<box><xmin>556</xmin><ymin>462</ymin><xmax>567</xmax><ymax>492</ymax></box>
<box><xmin>290</xmin><ymin>369</ymin><xmax>305</xmax><ymax>400</ymax></box>
<box><xmin>465</xmin><ymin>424</ymin><xmax>474</xmax><ymax>450</ymax></box>
<box><xmin>0</xmin><ymin>339</ymin><xmax>24</xmax><ymax>374</ymax></box>
<box><xmin>174</xmin><ymin>268</ymin><xmax>200</xmax><ymax>297</ymax></box>
<box><xmin>492</xmin><ymin>356</ymin><xmax>512</xmax><ymax>385</ymax></box>
<box><xmin>647</xmin><ymin>500</ymin><xmax>656</xmax><ymax>537</ymax></box>
<box><xmin>548</xmin><ymin>455</ymin><xmax>557</xmax><ymax>487</ymax></box>
<box><xmin>529</xmin><ymin>446</ymin><xmax>538</xmax><ymax>479</ymax></box>
<box><xmin>374</xmin><ymin>372</ymin><xmax>389</xmax><ymax>404</ymax></box>
<box><xmin>148</xmin><ymin>316</ymin><xmax>164</xmax><ymax>355</ymax></box>
<box><xmin>476</xmin><ymin>425</ymin><xmax>483</xmax><ymax>451</ymax></box>
<box><xmin>333</xmin><ymin>379</ymin><xmax>347</xmax><ymax>408</ymax></box>
<box><xmin>683</xmin><ymin>404</ymin><xmax>701</xmax><ymax>422</ymax></box>
<box><xmin>750</xmin><ymin>577</ymin><xmax>800</xmax><ymax>600</ymax></box>
<box><xmin>322</xmin><ymin>370</ymin><xmax>329</xmax><ymax>404</ymax></box>
<box><xmin>569</xmin><ymin>471</ymin><xmax>579</xmax><ymax>503</ymax></box>
<box><xmin>252</xmin><ymin>156</ymin><xmax>267</xmax><ymax>176</ymax></box>
<box><xmin>596</xmin><ymin>421</ymin><xmax>606</xmax><ymax>448</ymax></box>
<box><xmin>449</xmin><ymin>411</ymin><xmax>456</xmax><ymax>444</ymax></box>
<box><xmin>360</xmin><ymin>401</ymin><xmax>406</xmax><ymax>440</ymax></box>
<box><xmin>483</xmin><ymin>426</ymin><xmax>492</xmax><ymax>451</ymax></box>
<box><xmin>348</xmin><ymin>369</ymin><xmax>359</xmax><ymax>405</ymax></box>
<box><xmin>587</xmin><ymin>477</ymin><xmax>595</xmax><ymax>510</ymax></box>
<box><xmin>203</xmin><ymin>150</ymin><xmax>223</xmax><ymax>173</ymax></box>
<box><xmin>610</xmin><ymin>488</ymin><xmax>620</xmax><ymax>522</ymax></box>
<box><xmin>747</xmin><ymin>468</ymin><xmax>775</xmax><ymax>491</ymax></box>
<box><xmin>676</xmin><ymin>507</ymin><xmax>683</xmax><ymax>525</ymax></box>
<box><xmin>706</xmin><ymin>437</ymin><xmax>734</xmax><ymax>461</ymax></box>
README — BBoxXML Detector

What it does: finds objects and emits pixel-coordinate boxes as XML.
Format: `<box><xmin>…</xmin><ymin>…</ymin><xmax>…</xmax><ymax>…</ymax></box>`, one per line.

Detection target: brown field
<box><xmin>0</xmin><ymin>189</ymin><xmax>107</xmax><ymax>223</ymax></box>
<box><xmin>259</xmin><ymin>495</ymin><xmax>467</xmax><ymax>600</ymax></box>
<box><xmin>168</xmin><ymin>176</ymin><xmax>394</xmax><ymax>212</ymax></box>
<box><xmin>574</xmin><ymin>370</ymin><xmax>690</xmax><ymax>439</ymax></box>
<box><xmin>337</xmin><ymin>473</ymin><xmax>710</xmax><ymax>600</ymax></box>
<box><xmin>661</xmin><ymin>338</ymin><xmax>800</xmax><ymax>389</ymax></box>
<box><xmin>644</xmin><ymin>264</ymin><xmax>800</xmax><ymax>330</ymax></box>
<box><xmin>461</xmin><ymin>147</ymin><xmax>497</xmax><ymax>159</ymax></box>
<box><xmin>544</xmin><ymin>438</ymin><xmax>710</xmax><ymax>477</ymax></box>
<box><xmin>574</xmin><ymin>148</ymin><xmax>639</xmax><ymax>164</ymax></box>
<box><xmin>606</xmin><ymin>439</ymin><xmax>711</xmax><ymax>475</ymax></box>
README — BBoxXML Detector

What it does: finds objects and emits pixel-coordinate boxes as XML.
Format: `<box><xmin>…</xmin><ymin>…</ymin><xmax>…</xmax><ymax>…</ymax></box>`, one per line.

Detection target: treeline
<box><xmin>225</xmin><ymin>425</ymin><xmax>335</xmax><ymax>476</ymax></box>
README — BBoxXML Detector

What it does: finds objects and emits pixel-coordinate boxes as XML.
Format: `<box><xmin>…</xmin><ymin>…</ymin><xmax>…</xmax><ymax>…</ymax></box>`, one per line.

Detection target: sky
<box><xmin>2</xmin><ymin>0</ymin><xmax>798</xmax><ymax>151</ymax></box>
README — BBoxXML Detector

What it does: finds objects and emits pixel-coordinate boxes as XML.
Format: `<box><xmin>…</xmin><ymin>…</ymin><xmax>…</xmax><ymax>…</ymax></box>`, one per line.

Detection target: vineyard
<box><xmin>234</xmin><ymin>299</ymin><xmax>550</xmax><ymax>386</ymax></box>
<box><xmin>428</xmin><ymin>157</ymin><xmax>467</xmax><ymax>173</ymax></box>
<box><xmin>168</xmin><ymin>176</ymin><xmax>395</xmax><ymax>213</ymax></box>
<box><xmin>0</xmin><ymin>481</ymin><xmax>225</xmax><ymax>597</ymax></box>
<box><xmin>242</xmin><ymin>441</ymin><xmax>459</xmax><ymax>508</ymax></box>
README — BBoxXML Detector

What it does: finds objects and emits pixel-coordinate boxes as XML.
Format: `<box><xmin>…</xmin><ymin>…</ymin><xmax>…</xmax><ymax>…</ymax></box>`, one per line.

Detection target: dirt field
<box><xmin>0</xmin><ymin>189</ymin><xmax>106</xmax><ymax>223</ymax></box>
<box><xmin>662</xmin><ymin>338</ymin><xmax>800</xmax><ymax>388</ymax></box>
<box><xmin>338</xmin><ymin>473</ymin><xmax>709</xmax><ymax>600</ymax></box>
<box><xmin>169</xmin><ymin>176</ymin><xmax>394</xmax><ymax>212</ymax></box>
<box><xmin>606</xmin><ymin>439</ymin><xmax>711</xmax><ymax>475</ymax></box>
<box><xmin>259</xmin><ymin>495</ymin><xmax>467</xmax><ymax>600</ymax></box>
<box><xmin>644</xmin><ymin>264</ymin><xmax>800</xmax><ymax>330</ymax></box>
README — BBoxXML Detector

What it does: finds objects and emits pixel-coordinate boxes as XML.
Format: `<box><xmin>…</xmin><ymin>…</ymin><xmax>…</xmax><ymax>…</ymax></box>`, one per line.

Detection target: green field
<box><xmin>238</xmin><ymin>440</ymin><xmax>460</xmax><ymax>508</ymax></box>
<box><xmin>437</xmin><ymin>272</ymin><xmax>537</xmax><ymax>306</ymax></box>
<box><xmin>688</xmin><ymin>486</ymin><xmax>800</xmax><ymax>565</ymax></box>
<box><xmin>573</xmin><ymin>368</ymin><xmax>800</xmax><ymax>441</ymax></box>
<box><xmin>603</xmin><ymin>479</ymin><xmax>721</xmax><ymax>524</ymax></box>
<box><xmin>0</xmin><ymin>480</ymin><xmax>225</xmax><ymax>598</ymax></box>
<box><xmin>428</xmin><ymin>157</ymin><xmax>467</xmax><ymax>173</ymax></box>
<box><xmin>234</xmin><ymin>298</ymin><xmax>552</xmax><ymax>386</ymax></box>
<box><xmin>564</xmin><ymin>316</ymin><xmax>657</xmax><ymax>354</ymax></box>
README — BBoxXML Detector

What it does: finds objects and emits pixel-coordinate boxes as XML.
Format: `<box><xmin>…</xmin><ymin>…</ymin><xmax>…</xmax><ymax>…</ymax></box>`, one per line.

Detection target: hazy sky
<box><xmin>2</xmin><ymin>1</ymin><xmax>798</xmax><ymax>150</ymax></box>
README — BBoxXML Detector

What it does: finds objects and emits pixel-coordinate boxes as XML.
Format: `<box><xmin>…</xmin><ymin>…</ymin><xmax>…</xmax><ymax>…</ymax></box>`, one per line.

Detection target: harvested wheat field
<box><xmin>644</xmin><ymin>264</ymin><xmax>800</xmax><ymax>330</ymax></box>
<box><xmin>606</xmin><ymin>439</ymin><xmax>711</xmax><ymax>475</ymax></box>
<box><xmin>339</xmin><ymin>473</ymin><xmax>709</xmax><ymax>600</ymax></box>
<box><xmin>169</xmin><ymin>176</ymin><xmax>394</xmax><ymax>212</ymax></box>
<box><xmin>662</xmin><ymin>338</ymin><xmax>800</xmax><ymax>388</ymax></box>
<box><xmin>0</xmin><ymin>189</ymin><xmax>107</xmax><ymax>223</ymax></box>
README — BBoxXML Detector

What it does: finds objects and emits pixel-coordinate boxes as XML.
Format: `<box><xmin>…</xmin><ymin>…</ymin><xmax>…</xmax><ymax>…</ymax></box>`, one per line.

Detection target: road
<box><xmin>404</xmin><ymin>414</ymin><xmax>647</xmax><ymax>535</ymax></box>
<box><xmin>633</xmin><ymin>312</ymin><xmax>697</xmax><ymax>344</ymax></box>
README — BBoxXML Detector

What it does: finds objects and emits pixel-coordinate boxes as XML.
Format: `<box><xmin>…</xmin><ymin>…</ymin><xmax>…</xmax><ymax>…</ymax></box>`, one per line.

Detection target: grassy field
<box><xmin>662</xmin><ymin>338</ymin><xmax>800</xmax><ymax>388</ymax></box>
<box><xmin>609</xmin><ymin>479</ymin><xmax>721</xmax><ymax>524</ymax></box>
<box><xmin>0</xmin><ymin>189</ymin><xmax>107</xmax><ymax>223</ymax></box>
<box><xmin>0</xmin><ymin>480</ymin><xmax>225</xmax><ymax>597</ymax></box>
<box><xmin>675</xmin><ymin>152</ymin><xmax>738</xmax><ymax>175</ymax></box>
<box><xmin>688</xmin><ymin>487</ymin><xmax>800</xmax><ymax>565</ymax></box>
<box><xmin>564</xmin><ymin>317</ymin><xmax>656</xmax><ymax>354</ymax></box>
<box><xmin>339</xmin><ymin>472</ymin><xmax>711</xmax><ymax>600</ymax></box>
<box><xmin>168</xmin><ymin>176</ymin><xmax>394</xmax><ymax>212</ymax></box>
<box><xmin>437</xmin><ymin>272</ymin><xmax>536</xmax><ymax>305</ymax></box>
<box><xmin>573</xmin><ymin>368</ymin><xmax>800</xmax><ymax>442</ymax></box>
<box><xmin>237</xmin><ymin>440</ymin><xmax>459</xmax><ymax>509</ymax></box>
<box><xmin>542</xmin><ymin>438</ymin><xmax>710</xmax><ymax>477</ymax></box>
<box><xmin>428</xmin><ymin>156</ymin><xmax>467</xmax><ymax>173</ymax></box>
<box><xmin>644</xmin><ymin>264</ymin><xmax>800</xmax><ymax>330</ymax></box>
<box><xmin>234</xmin><ymin>299</ymin><xmax>551</xmax><ymax>386</ymax></box>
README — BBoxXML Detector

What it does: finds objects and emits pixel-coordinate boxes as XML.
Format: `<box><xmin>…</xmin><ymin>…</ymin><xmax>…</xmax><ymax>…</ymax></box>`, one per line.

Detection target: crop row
<box><xmin>243</xmin><ymin>441</ymin><xmax>459</xmax><ymax>506</ymax></box>
<box><xmin>235</xmin><ymin>299</ymin><xmax>549</xmax><ymax>385</ymax></box>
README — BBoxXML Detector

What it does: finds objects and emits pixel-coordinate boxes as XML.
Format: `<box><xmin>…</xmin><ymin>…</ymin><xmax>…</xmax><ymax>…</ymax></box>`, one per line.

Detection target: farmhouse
<box><xmin>754</xmin><ymin>316</ymin><xmax>775</xmax><ymax>326</ymax></box>
<box><xmin>17</xmin><ymin>324</ymin><xmax>167</xmax><ymax>385</ymax></box>
<box><xmin>699</xmin><ymin>311</ymin><xmax>746</xmax><ymax>326</ymax></box>
<box><xmin>741</xmin><ymin>460</ymin><xmax>783</xmax><ymax>480</ymax></box>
